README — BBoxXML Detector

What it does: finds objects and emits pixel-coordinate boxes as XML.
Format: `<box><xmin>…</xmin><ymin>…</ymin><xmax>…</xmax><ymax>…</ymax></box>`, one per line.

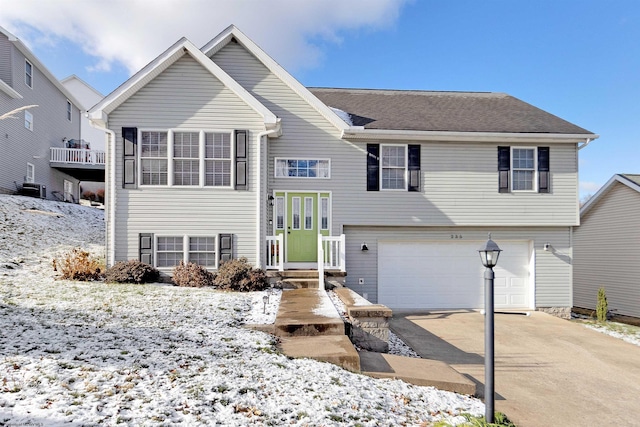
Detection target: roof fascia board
<box><xmin>90</xmin><ymin>38</ymin><xmax>277</xmax><ymax>129</ymax></box>
<box><xmin>580</xmin><ymin>174</ymin><xmax>640</xmax><ymax>216</ymax></box>
<box><xmin>201</xmin><ymin>25</ymin><xmax>349</xmax><ymax>132</ymax></box>
<box><xmin>0</xmin><ymin>79</ymin><xmax>22</xmax><ymax>99</ymax></box>
<box><xmin>341</xmin><ymin>128</ymin><xmax>600</xmax><ymax>143</ymax></box>
<box><xmin>1</xmin><ymin>26</ymin><xmax>83</xmax><ymax>107</ymax></box>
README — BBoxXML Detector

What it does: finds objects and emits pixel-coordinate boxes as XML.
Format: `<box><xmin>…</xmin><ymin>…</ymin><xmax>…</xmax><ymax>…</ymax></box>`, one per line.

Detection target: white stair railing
<box><xmin>265</xmin><ymin>234</ymin><xmax>284</xmax><ymax>271</ymax></box>
<box><xmin>320</xmin><ymin>234</ymin><xmax>346</xmax><ymax>272</ymax></box>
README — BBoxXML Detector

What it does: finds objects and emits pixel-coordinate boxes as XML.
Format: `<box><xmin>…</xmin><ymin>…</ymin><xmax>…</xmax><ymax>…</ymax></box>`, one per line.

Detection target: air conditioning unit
<box><xmin>21</xmin><ymin>182</ymin><xmax>47</xmax><ymax>199</ymax></box>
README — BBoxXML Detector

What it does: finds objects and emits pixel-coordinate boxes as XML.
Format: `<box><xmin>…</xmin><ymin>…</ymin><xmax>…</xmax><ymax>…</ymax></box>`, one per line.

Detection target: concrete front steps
<box><xmin>269</xmin><ymin>282</ymin><xmax>475</xmax><ymax>395</ymax></box>
<box><xmin>274</xmin><ymin>287</ymin><xmax>360</xmax><ymax>371</ymax></box>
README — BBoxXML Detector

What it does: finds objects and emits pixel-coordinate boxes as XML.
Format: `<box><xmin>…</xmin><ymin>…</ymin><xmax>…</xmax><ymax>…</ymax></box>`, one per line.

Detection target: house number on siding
<box><xmin>450</xmin><ymin>234</ymin><xmax>463</xmax><ymax>239</ymax></box>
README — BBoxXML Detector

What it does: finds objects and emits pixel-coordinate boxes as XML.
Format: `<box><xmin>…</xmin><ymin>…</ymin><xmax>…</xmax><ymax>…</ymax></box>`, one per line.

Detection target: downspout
<box><xmin>577</xmin><ymin>138</ymin><xmax>592</xmax><ymax>150</ymax></box>
<box><xmin>89</xmin><ymin>119</ymin><xmax>116</xmax><ymax>267</ymax></box>
<box><xmin>255</xmin><ymin>126</ymin><xmax>280</xmax><ymax>268</ymax></box>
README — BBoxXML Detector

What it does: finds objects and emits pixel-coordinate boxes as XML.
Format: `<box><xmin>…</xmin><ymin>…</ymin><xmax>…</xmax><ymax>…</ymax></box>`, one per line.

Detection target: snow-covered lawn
<box><xmin>0</xmin><ymin>195</ymin><xmax>484</xmax><ymax>426</ymax></box>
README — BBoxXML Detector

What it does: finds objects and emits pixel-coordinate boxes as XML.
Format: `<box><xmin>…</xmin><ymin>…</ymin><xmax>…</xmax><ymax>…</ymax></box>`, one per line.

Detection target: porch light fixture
<box><xmin>478</xmin><ymin>233</ymin><xmax>502</xmax><ymax>423</ymax></box>
<box><xmin>267</xmin><ymin>195</ymin><xmax>274</xmax><ymax>206</ymax></box>
<box><xmin>361</xmin><ymin>243</ymin><xmax>368</xmax><ymax>252</ymax></box>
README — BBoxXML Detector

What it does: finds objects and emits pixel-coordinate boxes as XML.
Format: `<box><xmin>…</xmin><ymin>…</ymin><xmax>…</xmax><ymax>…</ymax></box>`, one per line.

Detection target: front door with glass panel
<box><xmin>274</xmin><ymin>192</ymin><xmax>330</xmax><ymax>264</ymax></box>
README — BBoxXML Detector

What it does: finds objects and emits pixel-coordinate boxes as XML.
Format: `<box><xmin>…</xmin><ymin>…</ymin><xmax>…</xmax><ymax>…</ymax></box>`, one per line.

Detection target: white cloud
<box><xmin>0</xmin><ymin>0</ymin><xmax>406</xmax><ymax>76</ymax></box>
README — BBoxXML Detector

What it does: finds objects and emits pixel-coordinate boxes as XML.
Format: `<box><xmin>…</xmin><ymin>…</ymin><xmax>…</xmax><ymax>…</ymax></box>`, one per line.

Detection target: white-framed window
<box><xmin>188</xmin><ymin>236</ymin><xmax>216</xmax><ymax>267</ymax></box>
<box><xmin>154</xmin><ymin>235</ymin><xmax>217</xmax><ymax>269</ymax></box>
<box><xmin>26</xmin><ymin>163</ymin><xmax>35</xmax><ymax>183</ymax></box>
<box><xmin>140</xmin><ymin>131</ymin><xmax>168</xmax><ymax>185</ymax></box>
<box><xmin>381</xmin><ymin>144</ymin><xmax>407</xmax><ymax>190</ymax></box>
<box><xmin>511</xmin><ymin>147</ymin><xmax>537</xmax><ymax>191</ymax></box>
<box><xmin>304</xmin><ymin>197</ymin><xmax>313</xmax><ymax>230</ymax></box>
<box><xmin>275</xmin><ymin>196</ymin><xmax>285</xmax><ymax>230</ymax></box>
<box><xmin>140</xmin><ymin>129</ymin><xmax>232</xmax><ymax>187</ymax></box>
<box><xmin>320</xmin><ymin>197</ymin><xmax>329</xmax><ymax>230</ymax></box>
<box><xmin>66</xmin><ymin>100</ymin><xmax>72</xmax><ymax>122</ymax></box>
<box><xmin>173</xmin><ymin>131</ymin><xmax>199</xmax><ymax>186</ymax></box>
<box><xmin>24</xmin><ymin>110</ymin><xmax>33</xmax><ymax>131</ymax></box>
<box><xmin>275</xmin><ymin>158</ymin><xmax>330</xmax><ymax>178</ymax></box>
<box><xmin>205</xmin><ymin>132</ymin><xmax>231</xmax><ymax>186</ymax></box>
<box><xmin>25</xmin><ymin>60</ymin><xmax>33</xmax><ymax>88</ymax></box>
<box><xmin>292</xmin><ymin>197</ymin><xmax>301</xmax><ymax>230</ymax></box>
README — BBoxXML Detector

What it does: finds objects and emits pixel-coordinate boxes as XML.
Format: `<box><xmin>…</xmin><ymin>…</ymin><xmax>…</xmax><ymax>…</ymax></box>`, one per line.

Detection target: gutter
<box><xmin>255</xmin><ymin>122</ymin><xmax>281</xmax><ymax>268</ymax></box>
<box><xmin>341</xmin><ymin>128</ymin><xmax>600</xmax><ymax>144</ymax></box>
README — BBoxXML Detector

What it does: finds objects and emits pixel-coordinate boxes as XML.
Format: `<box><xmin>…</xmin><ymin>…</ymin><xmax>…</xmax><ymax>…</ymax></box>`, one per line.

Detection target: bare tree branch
<box><xmin>0</xmin><ymin>105</ymin><xmax>39</xmax><ymax>120</ymax></box>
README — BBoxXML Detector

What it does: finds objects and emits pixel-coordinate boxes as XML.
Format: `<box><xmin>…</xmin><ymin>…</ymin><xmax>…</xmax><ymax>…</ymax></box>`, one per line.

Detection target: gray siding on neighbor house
<box><xmin>107</xmin><ymin>54</ymin><xmax>265</xmax><ymax>268</ymax></box>
<box><xmin>212</xmin><ymin>43</ymin><xmax>580</xmax><ymax>233</ymax></box>
<box><xmin>0</xmin><ymin>34</ymin><xmax>12</xmax><ymax>85</ymax></box>
<box><xmin>343</xmin><ymin>226</ymin><xmax>573</xmax><ymax>308</ymax></box>
<box><xmin>573</xmin><ymin>183</ymin><xmax>640</xmax><ymax>318</ymax></box>
<box><xmin>0</xmin><ymin>41</ymin><xmax>81</xmax><ymax>197</ymax></box>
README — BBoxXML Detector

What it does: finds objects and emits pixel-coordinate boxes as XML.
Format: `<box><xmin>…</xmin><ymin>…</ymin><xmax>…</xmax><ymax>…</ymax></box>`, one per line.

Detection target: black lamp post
<box><xmin>478</xmin><ymin>234</ymin><xmax>502</xmax><ymax>423</ymax></box>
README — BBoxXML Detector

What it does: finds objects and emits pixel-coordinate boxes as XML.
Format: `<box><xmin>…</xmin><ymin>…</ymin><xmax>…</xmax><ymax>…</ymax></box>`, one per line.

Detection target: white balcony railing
<box><xmin>50</xmin><ymin>147</ymin><xmax>106</xmax><ymax>165</ymax></box>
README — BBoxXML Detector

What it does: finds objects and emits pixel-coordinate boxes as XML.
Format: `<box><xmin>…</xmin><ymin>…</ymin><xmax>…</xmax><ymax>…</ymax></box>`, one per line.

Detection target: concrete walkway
<box><xmin>392</xmin><ymin>310</ymin><xmax>640</xmax><ymax>427</ymax></box>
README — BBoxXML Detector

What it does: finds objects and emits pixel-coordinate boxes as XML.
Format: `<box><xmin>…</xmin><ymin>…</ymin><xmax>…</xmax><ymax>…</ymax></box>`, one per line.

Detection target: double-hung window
<box><xmin>156</xmin><ymin>236</ymin><xmax>217</xmax><ymax>268</ymax></box>
<box><xmin>156</xmin><ymin>236</ymin><xmax>183</xmax><ymax>267</ymax></box>
<box><xmin>25</xmin><ymin>60</ymin><xmax>33</xmax><ymax>88</ymax></box>
<box><xmin>188</xmin><ymin>237</ymin><xmax>216</xmax><ymax>267</ymax></box>
<box><xmin>205</xmin><ymin>132</ymin><xmax>231</xmax><ymax>186</ymax></box>
<box><xmin>498</xmin><ymin>146</ymin><xmax>550</xmax><ymax>193</ymax></box>
<box><xmin>141</xmin><ymin>131</ymin><xmax>168</xmax><ymax>185</ymax></box>
<box><xmin>381</xmin><ymin>144</ymin><xmax>407</xmax><ymax>190</ymax></box>
<box><xmin>511</xmin><ymin>148</ymin><xmax>536</xmax><ymax>191</ymax></box>
<box><xmin>24</xmin><ymin>111</ymin><xmax>33</xmax><ymax>131</ymax></box>
<box><xmin>66</xmin><ymin>100</ymin><xmax>72</xmax><ymax>122</ymax></box>
<box><xmin>173</xmin><ymin>131</ymin><xmax>200</xmax><ymax>186</ymax></box>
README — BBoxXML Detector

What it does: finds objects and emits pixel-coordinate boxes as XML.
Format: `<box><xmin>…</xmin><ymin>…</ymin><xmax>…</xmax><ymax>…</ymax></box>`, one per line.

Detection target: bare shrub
<box><xmin>81</xmin><ymin>191</ymin><xmax>95</xmax><ymax>201</ymax></box>
<box><xmin>172</xmin><ymin>261</ymin><xmax>215</xmax><ymax>287</ymax></box>
<box><xmin>104</xmin><ymin>260</ymin><xmax>160</xmax><ymax>284</ymax></box>
<box><xmin>95</xmin><ymin>189</ymin><xmax>105</xmax><ymax>203</ymax></box>
<box><xmin>214</xmin><ymin>257</ymin><xmax>268</xmax><ymax>292</ymax></box>
<box><xmin>53</xmin><ymin>248</ymin><xmax>104</xmax><ymax>281</ymax></box>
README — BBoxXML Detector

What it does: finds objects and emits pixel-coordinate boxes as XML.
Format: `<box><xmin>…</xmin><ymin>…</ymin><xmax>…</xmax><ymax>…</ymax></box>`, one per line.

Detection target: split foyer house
<box><xmin>0</xmin><ymin>26</ymin><xmax>105</xmax><ymax>201</ymax></box>
<box><xmin>89</xmin><ymin>25</ymin><xmax>597</xmax><ymax>315</ymax></box>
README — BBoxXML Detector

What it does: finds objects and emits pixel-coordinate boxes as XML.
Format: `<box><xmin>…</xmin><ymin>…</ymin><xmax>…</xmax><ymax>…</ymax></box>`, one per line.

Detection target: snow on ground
<box><xmin>584</xmin><ymin>323</ymin><xmax>640</xmax><ymax>347</ymax></box>
<box><xmin>0</xmin><ymin>195</ymin><xmax>484</xmax><ymax>426</ymax></box>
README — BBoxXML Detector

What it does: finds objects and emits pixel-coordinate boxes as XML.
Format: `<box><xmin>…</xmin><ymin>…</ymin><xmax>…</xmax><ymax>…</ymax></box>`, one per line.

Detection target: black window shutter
<box><xmin>538</xmin><ymin>147</ymin><xmax>550</xmax><ymax>193</ymax></box>
<box><xmin>139</xmin><ymin>233</ymin><xmax>153</xmax><ymax>265</ymax></box>
<box><xmin>219</xmin><ymin>234</ymin><xmax>233</xmax><ymax>264</ymax></box>
<box><xmin>408</xmin><ymin>144</ymin><xmax>421</xmax><ymax>192</ymax></box>
<box><xmin>497</xmin><ymin>146</ymin><xmax>510</xmax><ymax>193</ymax></box>
<box><xmin>235</xmin><ymin>130</ymin><xmax>247</xmax><ymax>190</ymax></box>
<box><xmin>366</xmin><ymin>144</ymin><xmax>380</xmax><ymax>191</ymax></box>
<box><xmin>122</xmin><ymin>127</ymin><xmax>137</xmax><ymax>189</ymax></box>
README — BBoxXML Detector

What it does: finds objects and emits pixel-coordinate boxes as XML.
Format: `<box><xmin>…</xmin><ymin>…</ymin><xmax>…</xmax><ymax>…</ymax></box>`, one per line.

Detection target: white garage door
<box><xmin>378</xmin><ymin>241</ymin><xmax>531</xmax><ymax>310</ymax></box>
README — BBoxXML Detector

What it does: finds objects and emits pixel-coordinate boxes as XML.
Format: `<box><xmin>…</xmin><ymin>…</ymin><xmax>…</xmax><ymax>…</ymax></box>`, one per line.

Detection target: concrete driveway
<box><xmin>391</xmin><ymin>311</ymin><xmax>640</xmax><ymax>427</ymax></box>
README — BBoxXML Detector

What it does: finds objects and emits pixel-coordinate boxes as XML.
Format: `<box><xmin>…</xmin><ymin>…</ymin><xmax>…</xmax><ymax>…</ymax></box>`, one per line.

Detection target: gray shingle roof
<box><xmin>620</xmin><ymin>174</ymin><xmax>640</xmax><ymax>186</ymax></box>
<box><xmin>309</xmin><ymin>88</ymin><xmax>593</xmax><ymax>134</ymax></box>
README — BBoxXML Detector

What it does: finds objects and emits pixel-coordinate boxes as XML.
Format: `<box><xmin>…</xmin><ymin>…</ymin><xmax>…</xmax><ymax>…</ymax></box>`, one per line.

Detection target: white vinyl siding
<box><xmin>574</xmin><ymin>182</ymin><xmax>640</xmax><ymax>318</ymax></box>
<box><xmin>107</xmin><ymin>54</ymin><xmax>264</xmax><ymax>267</ymax></box>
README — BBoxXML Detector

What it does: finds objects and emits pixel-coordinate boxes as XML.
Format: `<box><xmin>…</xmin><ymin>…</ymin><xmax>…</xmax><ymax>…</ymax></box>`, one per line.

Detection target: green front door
<box><xmin>275</xmin><ymin>192</ymin><xmax>330</xmax><ymax>263</ymax></box>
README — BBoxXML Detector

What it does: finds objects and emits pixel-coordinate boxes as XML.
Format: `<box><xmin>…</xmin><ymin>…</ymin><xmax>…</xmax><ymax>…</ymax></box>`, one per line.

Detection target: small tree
<box><xmin>596</xmin><ymin>287</ymin><xmax>608</xmax><ymax>322</ymax></box>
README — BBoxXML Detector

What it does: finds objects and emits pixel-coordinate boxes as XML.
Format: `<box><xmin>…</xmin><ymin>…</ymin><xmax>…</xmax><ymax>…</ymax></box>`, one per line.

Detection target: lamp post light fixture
<box><xmin>478</xmin><ymin>233</ymin><xmax>502</xmax><ymax>424</ymax></box>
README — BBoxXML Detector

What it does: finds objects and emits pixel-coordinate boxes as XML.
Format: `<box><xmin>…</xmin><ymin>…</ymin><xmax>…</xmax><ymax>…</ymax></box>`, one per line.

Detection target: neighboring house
<box><xmin>61</xmin><ymin>75</ymin><xmax>107</xmax><ymax>196</ymax></box>
<box><xmin>573</xmin><ymin>174</ymin><xmax>640</xmax><ymax>319</ymax></box>
<box><xmin>0</xmin><ymin>26</ymin><xmax>104</xmax><ymax>202</ymax></box>
<box><xmin>89</xmin><ymin>25</ymin><xmax>597</xmax><ymax>316</ymax></box>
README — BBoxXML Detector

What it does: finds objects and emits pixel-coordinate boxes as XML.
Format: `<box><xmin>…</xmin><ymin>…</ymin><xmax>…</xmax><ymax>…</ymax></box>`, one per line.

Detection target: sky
<box><xmin>1</xmin><ymin>0</ymin><xmax>638</xmax><ymax>198</ymax></box>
